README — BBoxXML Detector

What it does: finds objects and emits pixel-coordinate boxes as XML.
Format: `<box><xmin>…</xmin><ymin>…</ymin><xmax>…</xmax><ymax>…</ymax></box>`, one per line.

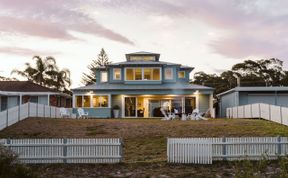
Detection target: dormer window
<box><xmin>130</xmin><ymin>55</ymin><xmax>156</xmax><ymax>61</ymax></box>
<box><xmin>100</xmin><ymin>71</ymin><xmax>108</xmax><ymax>82</ymax></box>
<box><xmin>178</xmin><ymin>71</ymin><xmax>185</xmax><ymax>79</ymax></box>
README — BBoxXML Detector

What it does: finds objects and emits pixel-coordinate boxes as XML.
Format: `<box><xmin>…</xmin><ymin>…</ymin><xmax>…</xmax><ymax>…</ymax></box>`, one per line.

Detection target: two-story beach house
<box><xmin>72</xmin><ymin>52</ymin><xmax>214</xmax><ymax>118</ymax></box>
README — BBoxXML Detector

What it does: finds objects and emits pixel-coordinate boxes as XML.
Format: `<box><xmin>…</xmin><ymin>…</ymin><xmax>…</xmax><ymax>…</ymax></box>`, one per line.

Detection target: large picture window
<box><xmin>92</xmin><ymin>95</ymin><xmax>109</xmax><ymax>107</ymax></box>
<box><xmin>165</xmin><ymin>68</ymin><xmax>173</xmax><ymax>80</ymax></box>
<box><xmin>75</xmin><ymin>95</ymin><xmax>110</xmax><ymax>108</ymax></box>
<box><xmin>125</xmin><ymin>67</ymin><xmax>161</xmax><ymax>81</ymax></box>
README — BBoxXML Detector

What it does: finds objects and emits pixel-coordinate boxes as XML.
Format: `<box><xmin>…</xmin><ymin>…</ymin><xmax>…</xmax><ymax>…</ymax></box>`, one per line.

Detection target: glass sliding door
<box><xmin>125</xmin><ymin>97</ymin><xmax>136</xmax><ymax>117</ymax></box>
<box><xmin>185</xmin><ymin>97</ymin><xmax>196</xmax><ymax>114</ymax></box>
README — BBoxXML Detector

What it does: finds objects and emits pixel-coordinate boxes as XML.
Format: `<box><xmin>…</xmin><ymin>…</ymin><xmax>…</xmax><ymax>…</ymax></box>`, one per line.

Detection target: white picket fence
<box><xmin>0</xmin><ymin>102</ymin><xmax>62</xmax><ymax>131</ymax></box>
<box><xmin>167</xmin><ymin>137</ymin><xmax>288</xmax><ymax>164</ymax></box>
<box><xmin>0</xmin><ymin>138</ymin><xmax>123</xmax><ymax>164</ymax></box>
<box><xmin>226</xmin><ymin>103</ymin><xmax>288</xmax><ymax>126</ymax></box>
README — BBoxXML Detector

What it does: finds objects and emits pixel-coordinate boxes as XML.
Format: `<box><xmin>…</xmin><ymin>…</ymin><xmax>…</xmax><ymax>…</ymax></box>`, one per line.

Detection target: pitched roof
<box><xmin>0</xmin><ymin>81</ymin><xmax>59</xmax><ymax>93</ymax></box>
<box><xmin>73</xmin><ymin>82</ymin><xmax>213</xmax><ymax>91</ymax></box>
<box><xmin>108</xmin><ymin>60</ymin><xmax>181</xmax><ymax>66</ymax></box>
<box><xmin>217</xmin><ymin>86</ymin><xmax>288</xmax><ymax>97</ymax></box>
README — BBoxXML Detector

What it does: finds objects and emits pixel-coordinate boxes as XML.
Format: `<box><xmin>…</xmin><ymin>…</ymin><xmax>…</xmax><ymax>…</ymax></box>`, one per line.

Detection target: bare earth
<box><xmin>1</xmin><ymin>118</ymin><xmax>288</xmax><ymax>178</ymax></box>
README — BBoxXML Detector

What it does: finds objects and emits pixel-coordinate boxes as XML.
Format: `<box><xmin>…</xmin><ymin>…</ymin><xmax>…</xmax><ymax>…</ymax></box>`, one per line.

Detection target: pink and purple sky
<box><xmin>0</xmin><ymin>0</ymin><xmax>287</xmax><ymax>87</ymax></box>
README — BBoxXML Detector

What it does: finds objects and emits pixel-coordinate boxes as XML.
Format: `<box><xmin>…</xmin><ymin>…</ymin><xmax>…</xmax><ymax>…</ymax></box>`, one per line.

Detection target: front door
<box><xmin>125</xmin><ymin>97</ymin><xmax>136</xmax><ymax>117</ymax></box>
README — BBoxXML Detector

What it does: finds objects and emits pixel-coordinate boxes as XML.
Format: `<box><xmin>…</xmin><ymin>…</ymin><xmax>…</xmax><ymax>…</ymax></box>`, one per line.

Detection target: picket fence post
<box><xmin>63</xmin><ymin>138</ymin><xmax>67</xmax><ymax>163</ymax></box>
<box><xmin>6</xmin><ymin>109</ymin><xmax>8</xmax><ymax>127</ymax></box>
<box><xmin>222</xmin><ymin>137</ymin><xmax>226</xmax><ymax>161</ymax></box>
<box><xmin>277</xmin><ymin>136</ymin><xmax>282</xmax><ymax>156</ymax></box>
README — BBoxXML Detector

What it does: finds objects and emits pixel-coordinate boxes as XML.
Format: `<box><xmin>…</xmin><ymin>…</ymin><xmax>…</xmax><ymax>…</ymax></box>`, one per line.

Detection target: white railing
<box><xmin>0</xmin><ymin>138</ymin><xmax>123</xmax><ymax>164</ymax></box>
<box><xmin>167</xmin><ymin>137</ymin><xmax>288</xmax><ymax>164</ymax></box>
<box><xmin>226</xmin><ymin>103</ymin><xmax>288</xmax><ymax>126</ymax></box>
<box><xmin>0</xmin><ymin>102</ymin><xmax>63</xmax><ymax>131</ymax></box>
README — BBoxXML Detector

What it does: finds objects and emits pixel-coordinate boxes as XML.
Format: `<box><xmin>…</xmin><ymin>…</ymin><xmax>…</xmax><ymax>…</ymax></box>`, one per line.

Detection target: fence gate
<box><xmin>167</xmin><ymin>138</ymin><xmax>212</xmax><ymax>164</ymax></box>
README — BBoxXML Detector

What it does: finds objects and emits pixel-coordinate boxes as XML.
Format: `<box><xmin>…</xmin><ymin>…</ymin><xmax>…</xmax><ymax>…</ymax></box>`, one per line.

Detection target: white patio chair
<box><xmin>160</xmin><ymin>108</ymin><xmax>174</xmax><ymax>120</ymax></box>
<box><xmin>77</xmin><ymin>108</ymin><xmax>89</xmax><ymax>119</ymax></box>
<box><xmin>60</xmin><ymin>107</ymin><xmax>70</xmax><ymax>118</ymax></box>
<box><xmin>190</xmin><ymin>108</ymin><xmax>208</xmax><ymax>120</ymax></box>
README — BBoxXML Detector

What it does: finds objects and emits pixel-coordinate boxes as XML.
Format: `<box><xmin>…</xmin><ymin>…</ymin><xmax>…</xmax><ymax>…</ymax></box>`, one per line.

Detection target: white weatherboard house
<box><xmin>72</xmin><ymin>52</ymin><xmax>214</xmax><ymax>118</ymax></box>
<box><xmin>217</xmin><ymin>86</ymin><xmax>288</xmax><ymax>117</ymax></box>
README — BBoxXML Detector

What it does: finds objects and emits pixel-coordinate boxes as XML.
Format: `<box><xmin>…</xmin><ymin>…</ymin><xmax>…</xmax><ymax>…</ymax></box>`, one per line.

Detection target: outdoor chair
<box><xmin>60</xmin><ymin>107</ymin><xmax>70</xmax><ymax>118</ymax></box>
<box><xmin>77</xmin><ymin>108</ymin><xmax>89</xmax><ymax>119</ymax></box>
<box><xmin>160</xmin><ymin>108</ymin><xmax>175</xmax><ymax>120</ymax></box>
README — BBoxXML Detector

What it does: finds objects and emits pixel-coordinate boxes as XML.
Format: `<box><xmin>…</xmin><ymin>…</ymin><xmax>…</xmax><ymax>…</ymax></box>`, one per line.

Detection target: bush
<box><xmin>0</xmin><ymin>145</ymin><xmax>38</xmax><ymax>178</ymax></box>
<box><xmin>113</xmin><ymin>105</ymin><xmax>120</xmax><ymax>110</ymax></box>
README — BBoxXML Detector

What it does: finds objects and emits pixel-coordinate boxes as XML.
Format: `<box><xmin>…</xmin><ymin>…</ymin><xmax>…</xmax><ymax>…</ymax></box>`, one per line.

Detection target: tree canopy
<box><xmin>192</xmin><ymin>58</ymin><xmax>288</xmax><ymax>94</ymax></box>
<box><xmin>81</xmin><ymin>48</ymin><xmax>111</xmax><ymax>85</ymax></box>
<box><xmin>11</xmin><ymin>56</ymin><xmax>71</xmax><ymax>92</ymax></box>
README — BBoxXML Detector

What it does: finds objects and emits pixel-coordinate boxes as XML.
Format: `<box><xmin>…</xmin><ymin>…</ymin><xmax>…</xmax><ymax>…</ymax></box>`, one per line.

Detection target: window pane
<box><xmin>130</xmin><ymin>56</ymin><xmax>155</xmax><ymax>61</ymax></box>
<box><xmin>178</xmin><ymin>71</ymin><xmax>185</xmax><ymax>78</ymax></box>
<box><xmin>100</xmin><ymin>96</ymin><xmax>109</xmax><ymax>107</ymax></box>
<box><xmin>153</xmin><ymin>68</ymin><xmax>160</xmax><ymax>80</ymax></box>
<box><xmin>101</xmin><ymin>71</ymin><xmax>108</xmax><ymax>82</ymax></box>
<box><xmin>135</xmin><ymin>68</ymin><xmax>142</xmax><ymax>80</ymax></box>
<box><xmin>144</xmin><ymin>69</ymin><xmax>152</xmax><ymax>80</ymax></box>
<box><xmin>92</xmin><ymin>96</ymin><xmax>100</xmax><ymax>107</ymax></box>
<box><xmin>76</xmin><ymin>96</ymin><xmax>82</xmax><ymax>107</ymax></box>
<box><xmin>92</xmin><ymin>95</ymin><xmax>109</xmax><ymax>107</ymax></box>
<box><xmin>126</xmin><ymin>69</ymin><xmax>134</xmax><ymax>80</ymax></box>
<box><xmin>83</xmin><ymin>96</ymin><xmax>91</xmax><ymax>107</ymax></box>
<box><xmin>165</xmin><ymin>68</ymin><xmax>173</xmax><ymax>80</ymax></box>
<box><xmin>114</xmin><ymin>68</ymin><xmax>121</xmax><ymax>80</ymax></box>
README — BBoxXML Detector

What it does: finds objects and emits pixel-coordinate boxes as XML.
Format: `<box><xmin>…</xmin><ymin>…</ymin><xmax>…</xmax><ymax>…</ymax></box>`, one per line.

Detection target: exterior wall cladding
<box><xmin>218</xmin><ymin>88</ymin><xmax>288</xmax><ymax>117</ymax></box>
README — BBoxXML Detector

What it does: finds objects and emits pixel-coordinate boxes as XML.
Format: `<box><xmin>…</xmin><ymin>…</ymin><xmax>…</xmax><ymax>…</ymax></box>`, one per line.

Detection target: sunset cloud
<box><xmin>0</xmin><ymin>0</ymin><xmax>134</xmax><ymax>45</ymax></box>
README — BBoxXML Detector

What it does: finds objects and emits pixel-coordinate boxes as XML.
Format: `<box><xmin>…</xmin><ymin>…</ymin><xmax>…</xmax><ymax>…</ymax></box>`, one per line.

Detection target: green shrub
<box><xmin>0</xmin><ymin>145</ymin><xmax>38</xmax><ymax>178</ymax></box>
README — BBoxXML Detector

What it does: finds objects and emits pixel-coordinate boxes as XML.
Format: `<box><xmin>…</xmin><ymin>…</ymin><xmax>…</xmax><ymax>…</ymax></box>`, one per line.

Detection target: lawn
<box><xmin>1</xmin><ymin>118</ymin><xmax>288</xmax><ymax>177</ymax></box>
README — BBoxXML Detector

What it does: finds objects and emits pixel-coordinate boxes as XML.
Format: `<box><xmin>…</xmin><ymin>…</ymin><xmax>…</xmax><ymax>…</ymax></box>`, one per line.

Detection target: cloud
<box><xmin>0</xmin><ymin>0</ymin><xmax>134</xmax><ymax>45</ymax></box>
<box><xmin>0</xmin><ymin>47</ymin><xmax>59</xmax><ymax>56</ymax></box>
<box><xmin>94</xmin><ymin>0</ymin><xmax>288</xmax><ymax>60</ymax></box>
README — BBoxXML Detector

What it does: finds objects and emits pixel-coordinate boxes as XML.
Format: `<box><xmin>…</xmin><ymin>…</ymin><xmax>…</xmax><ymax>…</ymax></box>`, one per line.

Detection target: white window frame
<box><xmin>164</xmin><ymin>68</ymin><xmax>173</xmax><ymax>80</ymax></box>
<box><xmin>100</xmin><ymin>71</ymin><xmax>108</xmax><ymax>83</ymax></box>
<box><xmin>113</xmin><ymin>68</ymin><xmax>121</xmax><ymax>80</ymax></box>
<box><xmin>74</xmin><ymin>94</ymin><xmax>111</xmax><ymax>108</ymax></box>
<box><xmin>124</xmin><ymin>67</ymin><xmax>162</xmax><ymax>81</ymax></box>
<box><xmin>178</xmin><ymin>71</ymin><xmax>185</xmax><ymax>79</ymax></box>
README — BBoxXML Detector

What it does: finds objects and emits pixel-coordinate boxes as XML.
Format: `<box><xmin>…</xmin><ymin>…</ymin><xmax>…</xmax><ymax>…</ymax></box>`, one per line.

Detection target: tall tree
<box><xmin>11</xmin><ymin>56</ymin><xmax>71</xmax><ymax>91</ymax></box>
<box><xmin>81</xmin><ymin>48</ymin><xmax>111</xmax><ymax>85</ymax></box>
<box><xmin>12</xmin><ymin>56</ymin><xmax>56</xmax><ymax>86</ymax></box>
<box><xmin>192</xmin><ymin>58</ymin><xmax>288</xmax><ymax>95</ymax></box>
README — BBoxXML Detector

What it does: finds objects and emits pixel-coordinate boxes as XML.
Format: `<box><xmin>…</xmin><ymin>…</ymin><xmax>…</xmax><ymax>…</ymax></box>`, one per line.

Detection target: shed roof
<box><xmin>217</xmin><ymin>86</ymin><xmax>288</xmax><ymax>97</ymax></box>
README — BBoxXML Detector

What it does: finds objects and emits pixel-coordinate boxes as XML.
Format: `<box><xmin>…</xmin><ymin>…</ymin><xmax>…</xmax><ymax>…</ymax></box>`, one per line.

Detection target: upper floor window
<box><xmin>100</xmin><ymin>71</ymin><xmax>108</xmax><ymax>82</ymax></box>
<box><xmin>113</xmin><ymin>68</ymin><xmax>121</xmax><ymax>80</ymax></box>
<box><xmin>130</xmin><ymin>56</ymin><xmax>156</xmax><ymax>61</ymax></box>
<box><xmin>164</xmin><ymin>68</ymin><xmax>173</xmax><ymax>80</ymax></box>
<box><xmin>125</xmin><ymin>68</ymin><xmax>161</xmax><ymax>81</ymax></box>
<box><xmin>178</xmin><ymin>71</ymin><xmax>185</xmax><ymax>79</ymax></box>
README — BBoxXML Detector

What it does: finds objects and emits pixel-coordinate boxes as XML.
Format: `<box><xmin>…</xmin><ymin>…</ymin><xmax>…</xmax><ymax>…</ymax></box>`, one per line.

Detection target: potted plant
<box><xmin>113</xmin><ymin>105</ymin><xmax>120</xmax><ymax>118</ymax></box>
